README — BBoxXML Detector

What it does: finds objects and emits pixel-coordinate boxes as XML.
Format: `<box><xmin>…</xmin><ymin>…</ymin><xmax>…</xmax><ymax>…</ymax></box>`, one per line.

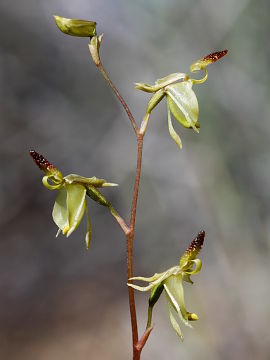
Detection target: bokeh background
<box><xmin>1</xmin><ymin>0</ymin><xmax>270</xmax><ymax>359</ymax></box>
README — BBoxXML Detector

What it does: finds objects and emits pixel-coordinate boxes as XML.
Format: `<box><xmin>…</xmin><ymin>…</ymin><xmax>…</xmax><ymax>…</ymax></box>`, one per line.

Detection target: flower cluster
<box><xmin>128</xmin><ymin>230</ymin><xmax>205</xmax><ymax>340</ymax></box>
<box><xmin>29</xmin><ymin>150</ymin><xmax>117</xmax><ymax>249</ymax></box>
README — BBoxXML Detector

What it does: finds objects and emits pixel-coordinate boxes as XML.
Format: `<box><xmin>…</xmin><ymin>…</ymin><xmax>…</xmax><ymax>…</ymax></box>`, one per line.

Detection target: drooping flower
<box><xmin>136</xmin><ymin>50</ymin><xmax>228</xmax><ymax>149</ymax></box>
<box><xmin>128</xmin><ymin>231</ymin><xmax>205</xmax><ymax>341</ymax></box>
<box><xmin>29</xmin><ymin>150</ymin><xmax>117</xmax><ymax>249</ymax></box>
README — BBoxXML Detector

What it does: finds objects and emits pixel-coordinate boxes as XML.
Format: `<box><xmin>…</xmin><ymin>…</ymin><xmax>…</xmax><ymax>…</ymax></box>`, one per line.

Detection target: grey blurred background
<box><xmin>1</xmin><ymin>0</ymin><xmax>270</xmax><ymax>359</ymax></box>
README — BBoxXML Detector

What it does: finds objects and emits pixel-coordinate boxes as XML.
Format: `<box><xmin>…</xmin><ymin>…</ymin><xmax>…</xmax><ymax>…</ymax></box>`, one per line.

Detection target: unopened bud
<box><xmin>54</xmin><ymin>15</ymin><xmax>97</xmax><ymax>37</ymax></box>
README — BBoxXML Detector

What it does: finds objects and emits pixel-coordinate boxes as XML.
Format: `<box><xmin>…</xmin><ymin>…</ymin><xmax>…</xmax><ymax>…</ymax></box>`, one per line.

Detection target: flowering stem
<box><xmin>96</xmin><ymin>61</ymin><xmax>138</xmax><ymax>135</ymax></box>
<box><xmin>94</xmin><ymin>54</ymin><xmax>151</xmax><ymax>359</ymax></box>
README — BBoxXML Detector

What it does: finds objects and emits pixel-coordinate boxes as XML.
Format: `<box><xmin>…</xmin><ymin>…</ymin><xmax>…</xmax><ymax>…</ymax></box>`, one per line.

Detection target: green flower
<box><xmin>136</xmin><ymin>50</ymin><xmax>228</xmax><ymax>149</ymax></box>
<box><xmin>29</xmin><ymin>150</ymin><xmax>117</xmax><ymax>249</ymax></box>
<box><xmin>128</xmin><ymin>231</ymin><xmax>205</xmax><ymax>341</ymax></box>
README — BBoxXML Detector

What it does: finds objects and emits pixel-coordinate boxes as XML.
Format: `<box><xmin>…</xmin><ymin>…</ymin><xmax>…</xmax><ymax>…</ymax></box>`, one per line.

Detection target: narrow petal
<box><xmin>167</xmin><ymin>105</ymin><xmax>182</xmax><ymax>149</ymax></box>
<box><xmin>164</xmin><ymin>274</ymin><xmax>191</xmax><ymax>324</ymax></box>
<box><xmin>127</xmin><ymin>283</ymin><xmax>155</xmax><ymax>292</ymax></box>
<box><xmin>64</xmin><ymin>174</ymin><xmax>105</xmax><ymax>187</ymax></box>
<box><xmin>66</xmin><ymin>184</ymin><xmax>86</xmax><ymax>237</ymax></box>
<box><xmin>42</xmin><ymin>176</ymin><xmax>63</xmax><ymax>190</ymax></box>
<box><xmin>166</xmin><ymin>82</ymin><xmax>199</xmax><ymax>133</ymax></box>
<box><xmin>85</xmin><ymin>205</ymin><xmax>91</xmax><ymax>250</ymax></box>
<box><xmin>167</xmin><ymin>302</ymin><xmax>184</xmax><ymax>341</ymax></box>
<box><xmin>52</xmin><ymin>187</ymin><xmax>69</xmax><ymax>233</ymax></box>
<box><xmin>129</xmin><ymin>272</ymin><xmax>163</xmax><ymax>283</ymax></box>
<box><xmin>184</xmin><ymin>259</ymin><xmax>202</xmax><ymax>275</ymax></box>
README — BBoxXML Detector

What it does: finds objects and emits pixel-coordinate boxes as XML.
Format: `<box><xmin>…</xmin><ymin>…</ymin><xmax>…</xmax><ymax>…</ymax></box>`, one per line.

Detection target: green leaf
<box><xmin>66</xmin><ymin>184</ymin><xmax>86</xmax><ymax>237</ymax></box>
<box><xmin>54</xmin><ymin>15</ymin><xmax>97</xmax><ymax>37</ymax></box>
<box><xmin>52</xmin><ymin>187</ymin><xmax>69</xmax><ymax>234</ymax></box>
<box><xmin>166</xmin><ymin>81</ymin><xmax>199</xmax><ymax>132</ymax></box>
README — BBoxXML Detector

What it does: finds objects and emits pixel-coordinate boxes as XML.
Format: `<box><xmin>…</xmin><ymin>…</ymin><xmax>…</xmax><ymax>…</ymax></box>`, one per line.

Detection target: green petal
<box><xmin>86</xmin><ymin>186</ymin><xmax>110</xmax><ymax>207</ymax></box>
<box><xmin>42</xmin><ymin>176</ymin><xmax>63</xmax><ymax>190</ymax></box>
<box><xmin>64</xmin><ymin>174</ymin><xmax>105</xmax><ymax>187</ymax></box>
<box><xmin>85</xmin><ymin>205</ymin><xmax>91</xmax><ymax>250</ymax></box>
<box><xmin>164</xmin><ymin>275</ymin><xmax>189</xmax><ymax>322</ymax></box>
<box><xmin>66</xmin><ymin>184</ymin><xmax>86</xmax><ymax>237</ymax></box>
<box><xmin>155</xmin><ymin>73</ymin><xmax>187</xmax><ymax>86</ymax></box>
<box><xmin>149</xmin><ymin>283</ymin><xmax>164</xmax><ymax>307</ymax></box>
<box><xmin>129</xmin><ymin>272</ymin><xmax>163</xmax><ymax>283</ymax></box>
<box><xmin>52</xmin><ymin>187</ymin><xmax>69</xmax><ymax>233</ymax></box>
<box><xmin>54</xmin><ymin>15</ymin><xmax>96</xmax><ymax>37</ymax></box>
<box><xmin>167</xmin><ymin>302</ymin><xmax>184</xmax><ymax>341</ymax></box>
<box><xmin>167</xmin><ymin>104</ymin><xmax>182</xmax><ymax>149</ymax></box>
<box><xmin>127</xmin><ymin>283</ymin><xmax>155</xmax><ymax>292</ymax></box>
<box><xmin>184</xmin><ymin>259</ymin><xmax>202</xmax><ymax>275</ymax></box>
<box><xmin>166</xmin><ymin>81</ymin><xmax>199</xmax><ymax>132</ymax></box>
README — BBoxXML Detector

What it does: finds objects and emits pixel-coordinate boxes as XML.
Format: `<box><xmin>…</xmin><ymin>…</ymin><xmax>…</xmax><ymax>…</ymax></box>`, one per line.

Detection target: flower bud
<box><xmin>54</xmin><ymin>15</ymin><xmax>97</xmax><ymax>37</ymax></box>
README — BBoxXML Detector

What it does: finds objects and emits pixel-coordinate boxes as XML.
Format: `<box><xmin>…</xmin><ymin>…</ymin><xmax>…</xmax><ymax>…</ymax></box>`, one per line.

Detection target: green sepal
<box><xmin>167</xmin><ymin>302</ymin><xmax>184</xmax><ymax>341</ymax></box>
<box><xmin>64</xmin><ymin>174</ymin><xmax>106</xmax><ymax>187</ymax></box>
<box><xmin>166</xmin><ymin>81</ymin><xmax>199</xmax><ymax>132</ymax></box>
<box><xmin>54</xmin><ymin>15</ymin><xmax>97</xmax><ymax>37</ymax></box>
<box><xmin>52</xmin><ymin>187</ymin><xmax>69</xmax><ymax>233</ymax></box>
<box><xmin>85</xmin><ymin>205</ymin><xmax>91</xmax><ymax>250</ymax></box>
<box><xmin>155</xmin><ymin>73</ymin><xmax>187</xmax><ymax>87</ymax></box>
<box><xmin>66</xmin><ymin>184</ymin><xmax>86</xmax><ymax>237</ymax></box>
<box><xmin>167</xmin><ymin>104</ymin><xmax>182</xmax><ymax>149</ymax></box>
<box><xmin>149</xmin><ymin>283</ymin><xmax>164</xmax><ymax>307</ymax></box>
<box><xmin>135</xmin><ymin>73</ymin><xmax>187</xmax><ymax>93</ymax></box>
<box><xmin>42</xmin><ymin>175</ymin><xmax>63</xmax><ymax>190</ymax></box>
<box><xmin>146</xmin><ymin>89</ymin><xmax>165</xmax><ymax>114</ymax></box>
<box><xmin>86</xmin><ymin>186</ymin><xmax>110</xmax><ymax>207</ymax></box>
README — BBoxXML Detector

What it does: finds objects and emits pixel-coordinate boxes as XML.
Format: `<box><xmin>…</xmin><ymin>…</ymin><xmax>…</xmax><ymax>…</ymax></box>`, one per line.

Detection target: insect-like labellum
<box><xmin>203</xmin><ymin>50</ymin><xmax>228</xmax><ymax>63</ymax></box>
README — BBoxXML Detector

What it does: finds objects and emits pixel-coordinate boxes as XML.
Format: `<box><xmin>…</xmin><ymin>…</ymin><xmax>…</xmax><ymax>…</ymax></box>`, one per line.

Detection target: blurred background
<box><xmin>1</xmin><ymin>0</ymin><xmax>270</xmax><ymax>359</ymax></box>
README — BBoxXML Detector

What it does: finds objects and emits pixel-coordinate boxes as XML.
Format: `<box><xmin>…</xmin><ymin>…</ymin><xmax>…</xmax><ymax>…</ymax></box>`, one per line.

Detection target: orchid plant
<box><xmin>29</xmin><ymin>15</ymin><xmax>228</xmax><ymax>359</ymax></box>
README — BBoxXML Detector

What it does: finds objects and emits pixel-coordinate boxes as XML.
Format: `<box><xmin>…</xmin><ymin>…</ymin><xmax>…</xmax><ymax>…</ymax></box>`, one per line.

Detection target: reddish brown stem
<box><xmin>97</xmin><ymin>62</ymin><xmax>138</xmax><ymax>135</ymax></box>
<box><xmin>127</xmin><ymin>134</ymin><xmax>144</xmax><ymax>359</ymax></box>
<box><xmin>95</xmin><ymin>57</ymin><xmax>149</xmax><ymax>360</ymax></box>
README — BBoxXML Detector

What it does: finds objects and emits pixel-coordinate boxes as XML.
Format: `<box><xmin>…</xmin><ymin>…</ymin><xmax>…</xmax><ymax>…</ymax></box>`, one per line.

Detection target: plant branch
<box><xmin>109</xmin><ymin>205</ymin><xmax>130</xmax><ymax>235</ymax></box>
<box><xmin>96</xmin><ymin>61</ymin><xmax>138</xmax><ymax>135</ymax></box>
